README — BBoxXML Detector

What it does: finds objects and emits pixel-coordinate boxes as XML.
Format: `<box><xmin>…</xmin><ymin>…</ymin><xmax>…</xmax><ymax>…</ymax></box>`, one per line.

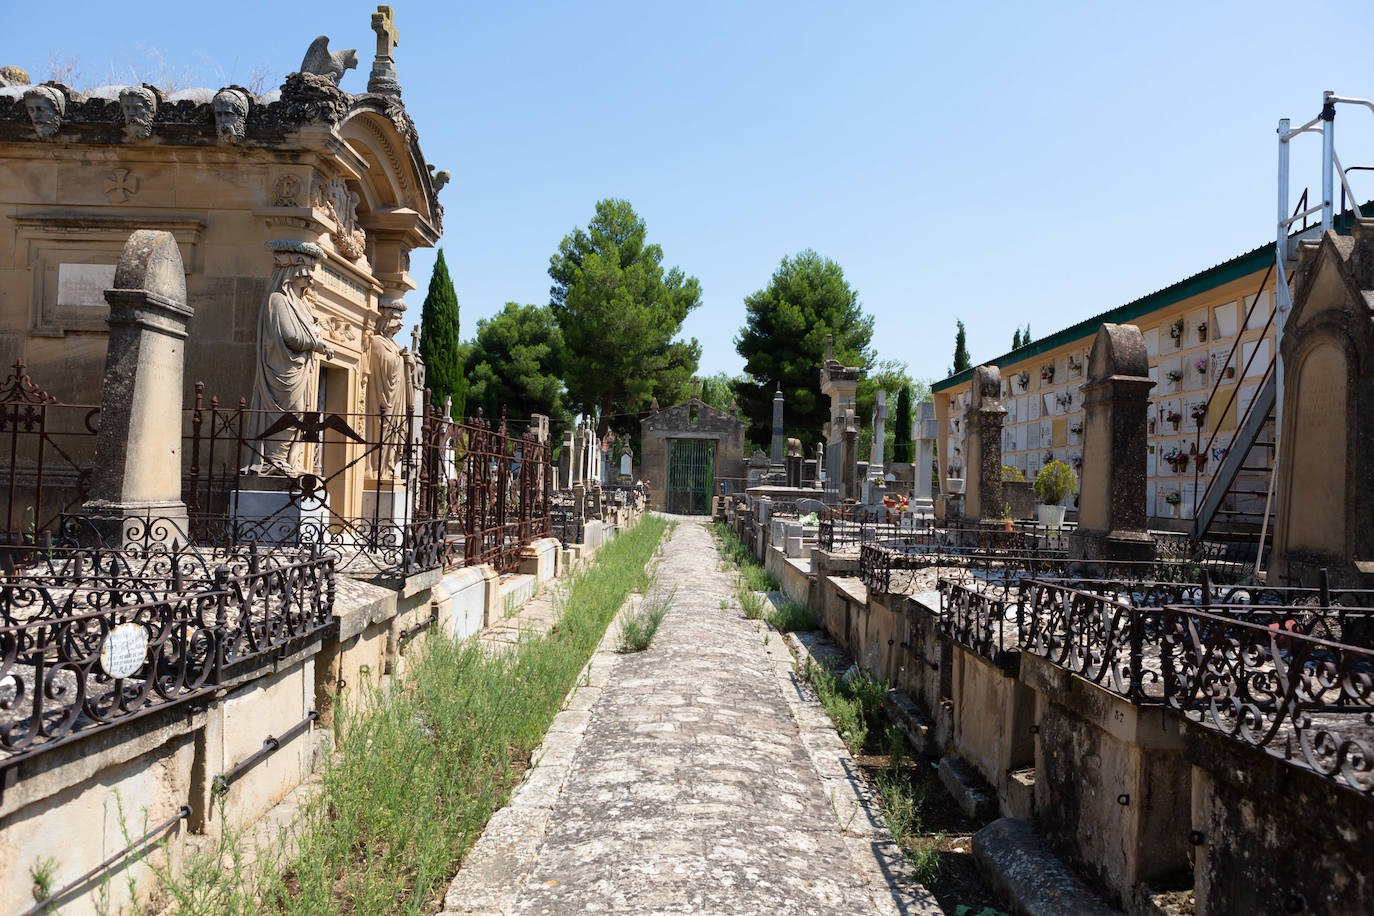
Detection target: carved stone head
<box><xmin>211</xmin><ymin>87</ymin><xmax>251</xmax><ymax>144</ymax></box>
<box><xmin>118</xmin><ymin>86</ymin><xmax>157</xmax><ymax>141</ymax></box>
<box><xmin>377</xmin><ymin>301</ymin><xmax>405</xmax><ymax>339</ymax></box>
<box><xmin>22</xmin><ymin>85</ymin><xmax>65</xmax><ymax>140</ymax></box>
<box><xmin>266</xmin><ymin>240</ymin><xmax>324</xmax><ymax>298</ymax></box>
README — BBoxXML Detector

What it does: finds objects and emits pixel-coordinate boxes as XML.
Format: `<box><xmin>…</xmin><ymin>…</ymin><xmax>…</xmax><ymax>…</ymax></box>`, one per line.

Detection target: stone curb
<box><xmin>972</xmin><ymin>817</ymin><xmax>1122</xmax><ymax>916</ymax></box>
<box><xmin>778</xmin><ymin>630</ymin><xmax>946</xmax><ymax>916</ymax></box>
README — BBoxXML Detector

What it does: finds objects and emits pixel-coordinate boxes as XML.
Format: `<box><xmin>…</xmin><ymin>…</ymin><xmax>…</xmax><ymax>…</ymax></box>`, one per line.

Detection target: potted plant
<box><xmin>1169</xmin><ymin>317</ymin><xmax>1184</xmax><ymax>347</ymax></box>
<box><xmin>1166</xmin><ymin>408</ymin><xmax>1182</xmax><ymax>430</ymax></box>
<box><xmin>999</xmin><ymin>501</ymin><xmax>1014</xmax><ymax>532</ymax></box>
<box><xmin>1034</xmin><ymin>459</ymin><xmax>1074</xmax><ymax>529</ymax></box>
<box><xmin>1196</xmin><ymin>320</ymin><xmax>1208</xmax><ymax>342</ymax></box>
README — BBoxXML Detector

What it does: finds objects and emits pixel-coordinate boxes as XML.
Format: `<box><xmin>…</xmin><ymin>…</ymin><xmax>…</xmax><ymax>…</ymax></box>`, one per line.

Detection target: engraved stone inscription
<box><xmin>57</xmin><ymin>263</ymin><xmax>117</xmax><ymax>308</ymax></box>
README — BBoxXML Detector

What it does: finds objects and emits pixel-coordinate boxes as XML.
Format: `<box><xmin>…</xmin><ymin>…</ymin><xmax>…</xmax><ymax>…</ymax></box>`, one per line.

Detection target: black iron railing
<box><xmin>0</xmin><ymin>551</ymin><xmax>334</xmax><ymax>767</ymax></box>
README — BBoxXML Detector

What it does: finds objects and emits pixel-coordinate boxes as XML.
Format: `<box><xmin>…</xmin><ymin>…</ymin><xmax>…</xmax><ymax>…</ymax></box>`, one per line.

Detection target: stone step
<box><xmin>883</xmin><ymin>687</ymin><xmax>938</xmax><ymax>757</ymax></box>
<box><xmin>972</xmin><ymin>817</ymin><xmax>1123</xmax><ymax>916</ymax></box>
<box><xmin>938</xmin><ymin>755</ymin><xmax>998</xmax><ymax>821</ymax></box>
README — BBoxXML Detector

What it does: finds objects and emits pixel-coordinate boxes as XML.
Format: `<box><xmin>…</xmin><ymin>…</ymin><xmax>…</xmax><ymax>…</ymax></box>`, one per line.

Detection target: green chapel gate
<box><xmin>639</xmin><ymin>397</ymin><xmax>748</xmax><ymax>515</ymax></box>
<box><xmin>666</xmin><ymin>438</ymin><xmax>716</xmax><ymax>515</ymax></box>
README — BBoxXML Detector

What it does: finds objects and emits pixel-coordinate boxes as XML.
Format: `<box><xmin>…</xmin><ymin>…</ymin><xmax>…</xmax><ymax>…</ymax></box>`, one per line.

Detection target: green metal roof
<box><xmin>931</xmin><ymin>204</ymin><xmax>1374</xmax><ymax>394</ymax></box>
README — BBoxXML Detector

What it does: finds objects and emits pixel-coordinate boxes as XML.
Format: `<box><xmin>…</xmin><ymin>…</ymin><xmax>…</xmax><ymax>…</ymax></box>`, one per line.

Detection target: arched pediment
<box><xmin>337</xmin><ymin>103</ymin><xmax>441</xmax><ymax>242</ymax></box>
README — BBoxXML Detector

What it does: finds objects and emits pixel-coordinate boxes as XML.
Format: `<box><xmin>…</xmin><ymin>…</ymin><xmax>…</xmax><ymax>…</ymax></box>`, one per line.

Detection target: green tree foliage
<box><xmin>698</xmin><ymin>370</ymin><xmax>742</xmax><ymax>412</ymax></box>
<box><xmin>1022</xmin><ymin>323</ymin><xmax>1032</xmax><ymax>345</ymax></box>
<box><xmin>952</xmin><ymin>319</ymin><xmax>971</xmax><ymax>375</ymax></box>
<box><xmin>892</xmin><ymin>385</ymin><xmax>913</xmax><ymax>463</ymax></box>
<box><xmin>462</xmin><ymin>303</ymin><xmax>569</xmax><ymax>441</ymax></box>
<box><xmin>1012</xmin><ymin>327</ymin><xmax>1022</xmax><ymax>350</ymax></box>
<box><xmin>734</xmin><ymin>250</ymin><xmax>874</xmax><ymax>452</ymax></box>
<box><xmin>548</xmin><ymin>199</ymin><xmax>702</xmax><ymax>439</ymax></box>
<box><xmin>419</xmin><ymin>249</ymin><xmax>465</xmax><ymax>419</ymax></box>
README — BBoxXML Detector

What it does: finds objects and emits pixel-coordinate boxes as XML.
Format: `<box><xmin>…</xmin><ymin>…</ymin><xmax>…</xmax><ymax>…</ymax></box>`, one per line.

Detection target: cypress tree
<box><xmin>952</xmin><ymin>319</ymin><xmax>971</xmax><ymax>374</ymax></box>
<box><xmin>893</xmin><ymin>385</ymin><xmax>913</xmax><ymax>463</ymax></box>
<box><xmin>419</xmin><ymin>249</ymin><xmax>465</xmax><ymax>419</ymax></box>
<box><xmin>1012</xmin><ymin>327</ymin><xmax>1022</xmax><ymax>349</ymax></box>
<box><xmin>1023</xmin><ymin>323</ymin><xmax>1032</xmax><ymax>345</ymax></box>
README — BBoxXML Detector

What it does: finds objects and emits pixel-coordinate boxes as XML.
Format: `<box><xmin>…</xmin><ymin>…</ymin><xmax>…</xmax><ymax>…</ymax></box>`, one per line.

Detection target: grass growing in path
<box><xmin>617</xmin><ymin>586</ymin><xmax>675</xmax><ymax>652</ymax></box>
<box><xmin>149</xmin><ymin>515</ymin><xmax>669</xmax><ymax>915</ymax></box>
<box><xmin>712</xmin><ymin>522</ymin><xmax>817</xmax><ymax>632</ymax></box>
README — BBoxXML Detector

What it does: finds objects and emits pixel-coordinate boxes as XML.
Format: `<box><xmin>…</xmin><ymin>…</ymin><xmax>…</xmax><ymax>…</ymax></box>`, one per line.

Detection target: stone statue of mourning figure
<box><xmin>366</xmin><ymin>303</ymin><xmax>413</xmax><ymax>480</ymax></box>
<box><xmin>244</xmin><ymin>241</ymin><xmax>335</xmax><ymax>477</ymax></box>
<box><xmin>22</xmin><ymin>85</ymin><xmax>65</xmax><ymax>140</ymax></box>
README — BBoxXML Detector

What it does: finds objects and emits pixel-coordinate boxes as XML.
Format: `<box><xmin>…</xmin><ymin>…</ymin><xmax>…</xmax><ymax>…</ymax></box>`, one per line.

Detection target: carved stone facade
<box><xmin>0</xmin><ymin>9</ymin><xmax>447</xmax><ymax>520</ymax></box>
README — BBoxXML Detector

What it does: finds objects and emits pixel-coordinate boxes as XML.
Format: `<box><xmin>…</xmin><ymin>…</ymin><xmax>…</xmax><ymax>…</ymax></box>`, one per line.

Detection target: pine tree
<box><xmin>893</xmin><ymin>385</ymin><xmax>913</xmax><ymax>463</ymax></box>
<box><xmin>1023</xmin><ymin>323</ymin><xmax>1032</xmax><ymax>345</ymax></box>
<box><xmin>952</xmin><ymin>319</ymin><xmax>971</xmax><ymax>374</ymax></box>
<box><xmin>419</xmin><ymin>249</ymin><xmax>465</xmax><ymax>419</ymax></box>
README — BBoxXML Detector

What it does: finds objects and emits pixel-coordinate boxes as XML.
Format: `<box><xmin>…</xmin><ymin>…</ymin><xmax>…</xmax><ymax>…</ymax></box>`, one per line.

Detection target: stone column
<box><xmin>559</xmin><ymin>428</ymin><xmax>576</xmax><ymax>489</ymax></box>
<box><xmin>770</xmin><ymin>385</ymin><xmax>785</xmax><ymax>468</ymax></box>
<box><xmin>912</xmin><ymin>400</ymin><xmax>937</xmax><ymax>516</ymax></box>
<box><xmin>819</xmin><ymin>337</ymin><xmax>862</xmax><ymax>503</ymax></box>
<box><xmin>865</xmin><ymin>391</ymin><xmax>888</xmax><ymax>504</ymax></box>
<box><xmin>963</xmin><ymin>365</ymin><xmax>1007</xmax><ymax>525</ymax></box>
<box><xmin>82</xmin><ymin>230</ymin><xmax>193</xmax><ymax>546</ymax></box>
<box><xmin>841</xmin><ymin>410</ymin><xmax>859</xmax><ymax>502</ymax></box>
<box><xmin>1074</xmin><ymin>324</ymin><xmax>1156</xmax><ymax>562</ymax></box>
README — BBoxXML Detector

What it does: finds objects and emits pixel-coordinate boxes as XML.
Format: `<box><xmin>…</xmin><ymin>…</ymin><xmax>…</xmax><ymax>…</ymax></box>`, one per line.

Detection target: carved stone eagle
<box><xmin>299</xmin><ymin>36</ymin><xmax>358</xmax><ymax>86</ymax></box>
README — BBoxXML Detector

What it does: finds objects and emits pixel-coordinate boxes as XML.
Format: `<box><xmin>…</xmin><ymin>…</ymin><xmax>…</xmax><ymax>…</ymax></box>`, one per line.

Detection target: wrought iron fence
<box><xmin>0</xmin><ymin>550</ymin><xmax>334</xmax><ymax>767</ymax></box>
<box><xmin>420</xmin><ymin>408</ymin><xmax>551</xmax><ymax>573</ymax></box>
<box><xmin>0</xmin><ymin>362</ymin><xmax>99</xmax><ymax>541</ymax></box>
<box><xmin>1021</xmin><ymin>580</ymin><xmax>1163</xmax><ymax>702</ymax></box>
<box><xmin>1161</xmin><ymin>606</ymin><xmax>1374</xmax><ymax>795</ymax></box>
<box><xmin>0</xmin><ymin>360</ymin><xmax>552</xmax><ymax>579</ymax></box>
<box><xmin>937</xmin><ymin>579</ymin><xmax>1023</xmax><ymax>669</ymax></box>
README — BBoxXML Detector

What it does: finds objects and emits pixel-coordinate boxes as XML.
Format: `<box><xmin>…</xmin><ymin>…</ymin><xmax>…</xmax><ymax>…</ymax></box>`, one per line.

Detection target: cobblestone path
<box><xmin>442</xmin><ymin>518</ymin><xmax>938</xmax><ymax>915</ymax></box>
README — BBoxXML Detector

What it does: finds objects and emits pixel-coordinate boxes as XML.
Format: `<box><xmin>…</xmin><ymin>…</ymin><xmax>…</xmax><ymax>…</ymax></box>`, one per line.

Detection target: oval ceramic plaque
<box><xmin>100</xmin><ymin>622</ymin><xmax>148</xmax><ymax>679</ymax></box>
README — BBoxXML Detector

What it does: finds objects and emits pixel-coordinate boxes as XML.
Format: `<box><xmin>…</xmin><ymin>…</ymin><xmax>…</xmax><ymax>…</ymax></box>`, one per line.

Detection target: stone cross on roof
<box><xmin>368</xmin><ymin>5</ymin><xmax>402</xmax><ymax>97</ymax></box>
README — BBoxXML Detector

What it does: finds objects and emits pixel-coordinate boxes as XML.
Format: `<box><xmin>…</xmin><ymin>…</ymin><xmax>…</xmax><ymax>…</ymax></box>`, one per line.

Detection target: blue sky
<box><xmin>10</xmin><ymin>1</ymin><xmax>1374</xmax><ymax>384</ymax></box>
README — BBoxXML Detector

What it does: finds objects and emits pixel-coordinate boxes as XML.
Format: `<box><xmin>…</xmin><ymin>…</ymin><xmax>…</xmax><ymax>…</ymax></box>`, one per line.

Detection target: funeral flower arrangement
<box><xmin>1165</xmin><ymin>369</ymin><xmax>1183</xmax><ymax>384</ymax></box>
<box><xmin>1069</xmin><ymin>420</ymin><xmax>1083</xmax><ymax>436</ymax></box>
<box><xmin>1016</xmin><ymin>370</ymin><xmax>1030</xmax><ymax>390</ymax></box>
<box><xmin>1041</xmin><ymin>365</ymin><xmax>1055</xmax><ymax>383</ymax></box>
<box><xmin>1056</xmin><ymin>392</ymin><xmax>1072</xmax><ymax>409</ymax></box>
<box><xmin>1165</xmin><ymin>490</ymin><xmax>1182</xmax><ymax>506</ymax></box>
<box><xmin>1162</xmin><ymin>446</ymin><xmax>1189</xmax><ymax>472</ymax></box>
<box><xmin>1067</xmin><ymin>354</ymin><xmax>1083</xmax><ymax>373</ymax></box>
<box><xmin>1190</xmin><ymin>402</ymin><xmax>1208</xmax><ymax>422</ymax></box>
<box><xmin>1169</xmin><ymin>317</ymin><xmax>1185</xmax><ymax>343</ymax></box>
<box><xmin>1194</xmin><ymin>357</ymin><xmax>1208</xmax><ymax>375</ymax></box>
<box><xmin>1165</xmin><ymin>408</ymin><xmax>1182</xmax><ymax>428</ymax></box>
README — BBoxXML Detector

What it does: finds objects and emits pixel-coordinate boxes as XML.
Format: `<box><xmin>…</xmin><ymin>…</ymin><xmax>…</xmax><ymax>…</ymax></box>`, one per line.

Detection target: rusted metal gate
<box><xmin>666</xmin><ymin>438</ymin><xmax>714</xmax><ymax>515</ymax></box>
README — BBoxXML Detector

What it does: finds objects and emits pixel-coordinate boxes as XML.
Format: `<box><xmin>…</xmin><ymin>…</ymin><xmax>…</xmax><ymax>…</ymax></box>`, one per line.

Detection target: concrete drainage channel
<box><xmin>783</xmin><ymin>629</ymin><xmax>1129</xmax><ymax>916</ymax></box>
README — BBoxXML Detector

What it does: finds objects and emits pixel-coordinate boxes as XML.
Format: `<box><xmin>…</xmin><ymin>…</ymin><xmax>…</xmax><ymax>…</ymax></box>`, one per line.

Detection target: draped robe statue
<box><xmin>366</xmin><ymin>308</ymin><xmax>408</xmax><ymax>479</ymax></box>
<box><xmin>245</xmin><ymin>242</ymin><xmax>334</xmax><ymax>476</ymax></box>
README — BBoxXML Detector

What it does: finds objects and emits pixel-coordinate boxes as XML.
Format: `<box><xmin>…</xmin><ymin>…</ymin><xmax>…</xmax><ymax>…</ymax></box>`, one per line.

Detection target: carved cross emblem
<box><xmin>372</xmin><ymin>6</ymin><xmax>399</xmax><ymax>59</ymax></box>
<box><xmin>103</xmin><ymin>167</ymin><xmax>139</xmax><ymax>202</ymax></box>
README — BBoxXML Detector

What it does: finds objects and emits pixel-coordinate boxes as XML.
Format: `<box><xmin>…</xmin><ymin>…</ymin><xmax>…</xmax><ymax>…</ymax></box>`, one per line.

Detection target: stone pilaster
<box><xmin>1074</xmin><ymin>324</ymin><xmax>1156</xmax><ymax>562</ymax></box>
<box><xmin>82</xmin><ymin>230</ymin><xmax>194</xmax><ymax>546</ymax></box>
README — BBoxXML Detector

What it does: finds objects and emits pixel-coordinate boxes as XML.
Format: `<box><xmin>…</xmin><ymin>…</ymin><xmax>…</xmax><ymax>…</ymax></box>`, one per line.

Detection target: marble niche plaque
<box><xmin>57</xmin><ymin>263</ymin><xmax>118</xmax><ymax>308</ymax></box>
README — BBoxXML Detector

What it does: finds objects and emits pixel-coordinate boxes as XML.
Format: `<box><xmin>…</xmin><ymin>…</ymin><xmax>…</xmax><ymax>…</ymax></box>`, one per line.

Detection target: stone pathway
<box><xmin>442</xmin><ymin>519</ymin><xmax>940</xmax><ymax>916</ymax></box>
